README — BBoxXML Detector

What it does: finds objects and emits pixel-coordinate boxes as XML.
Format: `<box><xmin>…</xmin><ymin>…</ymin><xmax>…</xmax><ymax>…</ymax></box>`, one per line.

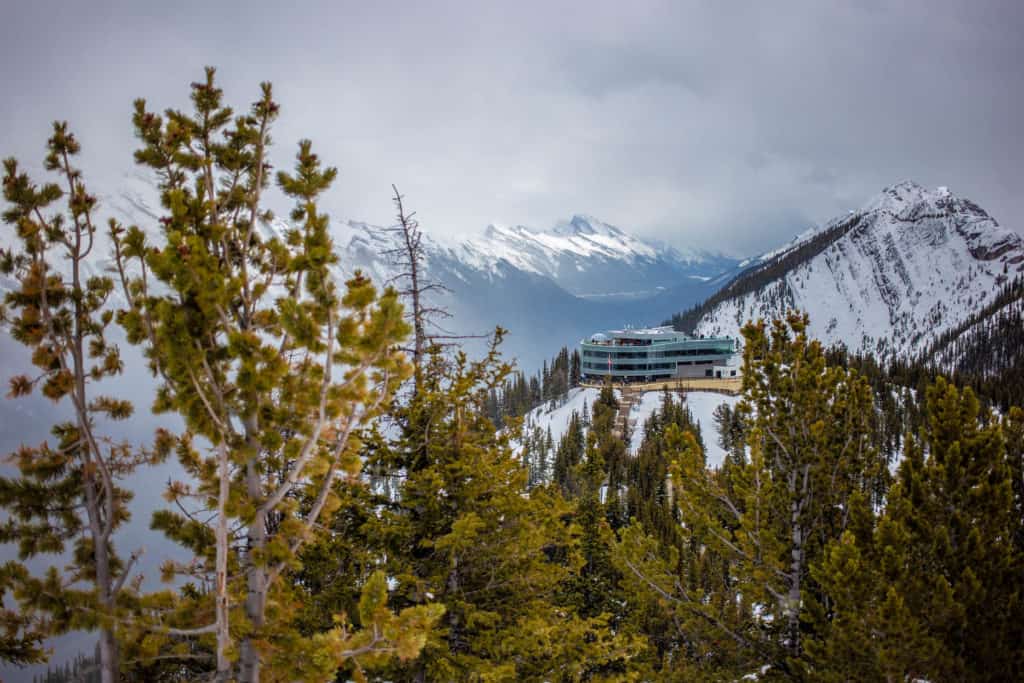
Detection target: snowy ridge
<box><xmin>0</xmin><ymin>171</ymin><xmax>738</xmax><ymax>370</ymax></box>
<box><xmin>692</xmin><ymin>182</ymin><xmax>1024</xmax><ymax>359</ymax></box>
<box><xmin>445</xmin><ymin>214</ymin><xmax>734</xmax><ymax>296</ymax></box>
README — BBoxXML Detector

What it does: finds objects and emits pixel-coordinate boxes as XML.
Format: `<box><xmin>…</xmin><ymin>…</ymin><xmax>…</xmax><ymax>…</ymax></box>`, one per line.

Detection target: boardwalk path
<box><xmin>581</xmin><ymin>377</ymin><xmax>742</xmax><ymax>439</ymax></box>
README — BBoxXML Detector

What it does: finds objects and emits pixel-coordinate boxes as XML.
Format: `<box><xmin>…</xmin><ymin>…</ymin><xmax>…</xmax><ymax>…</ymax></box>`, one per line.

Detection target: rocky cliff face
<box><xmin>690</xmin><ymin>181</ymin><xmax>1024</xmax><ymax>359</ymax></box>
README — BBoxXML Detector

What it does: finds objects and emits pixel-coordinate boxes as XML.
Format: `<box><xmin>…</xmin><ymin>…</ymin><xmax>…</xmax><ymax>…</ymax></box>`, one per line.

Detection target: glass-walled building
<box><xmin>580</xmin><ymin>326</ymin><xmax>739</xmax><ymax>383</ymax></box>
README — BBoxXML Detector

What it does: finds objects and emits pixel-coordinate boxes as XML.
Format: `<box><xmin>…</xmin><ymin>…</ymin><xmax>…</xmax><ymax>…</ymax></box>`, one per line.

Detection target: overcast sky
<box><xmin>1</xmin><ymin>0</ymin><xmax>1021</xmax><ymax>256</ymax></box>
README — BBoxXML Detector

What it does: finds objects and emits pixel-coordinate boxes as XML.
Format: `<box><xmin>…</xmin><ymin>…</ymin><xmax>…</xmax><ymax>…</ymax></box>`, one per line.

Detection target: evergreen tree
<box><xmin>617</xmin><ymin>313</ymin><xmax>884</xmax><ymax>677</ymax></box>
<box><xmin>0</xmin><ymin>564</ymin><xmax>46</xmax><ymax>666</ymax></box>
<box><xmin>366</xmin><ymin>338</ymin><xmax>640</xmax><ymax>681</ymax></box>
<box><xmin>810</xmin><ymin>378</ymin><xmax>1024</xmax><ymax>681</ymax></box>
<box><xmin>570</xmin><ymin>349</ymin><xmax>582</xmax><ymax>388</ymax></box>
<box><xmin>110</xmin><ymin>68</ymin><xmax>438</xmax><ymax>682</ymax></box>
<box><xmin>0</xmin><ymin>123</ymin><xmax>170</xmax><ymax>681</ymax></box>
<box><xmin>553</xmin><ymin>411</ymin><xmax>585</xmax><ymax>497</ymax></box>
<box><xmin>613</xmin><ymin>423</ymin><xmax>759</xmax><ymax>679</ymax></box>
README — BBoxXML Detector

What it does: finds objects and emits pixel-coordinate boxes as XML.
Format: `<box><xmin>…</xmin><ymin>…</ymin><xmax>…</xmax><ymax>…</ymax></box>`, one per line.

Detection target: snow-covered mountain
<box><xmin>337</xmin><ymin>214</ymin><xmax>735</xmax><ymax>368</ymax></box>
<box><xmin>328</xmin><ymin>213</ymin><xmax>732</xmax><ymax>299</ymax></box>
<box><xmin>682</xmin><ymin>181</ymin><xmax>1024</xmax><ymax>360</ymax></box>
<box><xmin>0</xmin><ymin>174</ymin><xmax>736</xmax><ymax>371</ymax></box>
<box><xmin>446</xmin><ymin>215</ymin><xmax>735</xmax><ymax>301</ymax></box>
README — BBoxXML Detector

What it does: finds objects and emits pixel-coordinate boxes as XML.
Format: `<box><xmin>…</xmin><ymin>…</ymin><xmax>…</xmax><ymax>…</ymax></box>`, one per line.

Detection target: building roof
<box><xmin>606</xmin><ymin>325</ymin><xmax>687</xmax><ymax>338</ymax></box>
<box><xmin>583</xmin><ymin>326</ymin><xmax>737</xmax><ymax>346</ymax></box>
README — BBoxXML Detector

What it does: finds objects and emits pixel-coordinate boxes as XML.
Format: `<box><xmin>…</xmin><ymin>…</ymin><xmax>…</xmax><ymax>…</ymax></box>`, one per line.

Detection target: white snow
<box><xmin>694</xmin><ymin>182</ymin><xmax>1024</xmax><ymax>361</ymax></box>
<box><xmin>629</xmin><ymin>391</ymin><xmax>667</xmax><ymax>453</ymax></box>
<box><xmin>449</xmin><ymin>214</ymin><xmax>724</xmax><ymax>284</ymax></box>
<box><xmin>521</xmin><ymin>387</ymin><xmax>603</xmax><ymax>445</ymax></box>
<box><xmin>627</xmin><ymin>391</ymin><xmax>741</xmax><ymax>469</ymax></box>
<box><xmin>686</xmin><ymin>392</ymin><xmax>742</xmax><ymax>468</ymax></box>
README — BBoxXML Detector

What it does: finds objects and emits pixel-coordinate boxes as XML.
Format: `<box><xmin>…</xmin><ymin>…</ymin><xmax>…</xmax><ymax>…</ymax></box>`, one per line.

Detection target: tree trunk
<box><xmin>73</xmin><ymin>234</ymin><xmax>119</xmax><ymax>683</ymax></box>
<box><xmin>83</xmin><ymin>468</ymin><xmax>117</xmax><ymax>683</ymax></box>
<box><xmin>215</xmin><ymin>442</ymin><xmax>232</xmax><ymax>682</ymax></box>
<box><xmin>239</xmin><ymin>453</ymin><xmax>267</xmax><ymax>683</ymax></box>
<box><xmin>786</xmin><ymin>468</ymin><xmax>804</xmax><ymax>658</ymax></box>
<box><xmin>410</xmin><ymin>258</ymin><xmax>424</xmax><ymax>391</ymax></box>
<box><xmin>98</xmin><ymin>627</ymin><xmax>118</xmax><ymax>683</ymax></box>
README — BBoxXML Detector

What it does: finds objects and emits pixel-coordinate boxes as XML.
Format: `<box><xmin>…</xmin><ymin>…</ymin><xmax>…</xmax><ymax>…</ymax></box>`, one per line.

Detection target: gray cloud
<box><xmin>1</xmin><ymin>0</ymin><xmax>1021</xmax><ymax>257</ymax></box>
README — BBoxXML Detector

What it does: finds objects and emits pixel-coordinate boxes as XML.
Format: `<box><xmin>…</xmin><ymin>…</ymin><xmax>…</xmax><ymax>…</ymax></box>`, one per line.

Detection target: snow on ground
<box><xmin>629</xmin><ymin>391</ymin><xmax>667</xmax><ymax>453</ymax></box>
<box><xmin>628</xmin><ymin>390</ymin><xmax>741</xmax><ymax>469</ymax></box>
<box><xmin>522</xmin><ymin>386</ymin><xmax>602</xmax><ymax>444</ymax></box>
<box><xmin>522</xmin><ymin>388</ymin><xmax>739</xmax><ymax>470</ymax></box>
<box><xmin>686</xmin><ymin>392</ymin><xmax>741</xmax><ymax>468</ymax></box>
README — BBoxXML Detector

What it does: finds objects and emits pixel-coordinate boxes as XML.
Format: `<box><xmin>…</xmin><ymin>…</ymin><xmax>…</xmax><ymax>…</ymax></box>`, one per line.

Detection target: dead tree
<box><xmin>381</xmin><ymin>185</ymin><xmax>457</xmax><ymax>392</ymax></box>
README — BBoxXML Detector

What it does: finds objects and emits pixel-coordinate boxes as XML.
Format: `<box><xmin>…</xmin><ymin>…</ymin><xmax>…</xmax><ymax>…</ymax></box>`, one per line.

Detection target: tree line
<box><xmin>484</xmin><ymin>344</ymin><xmax>583</xmax><ymax>427</ymax></box>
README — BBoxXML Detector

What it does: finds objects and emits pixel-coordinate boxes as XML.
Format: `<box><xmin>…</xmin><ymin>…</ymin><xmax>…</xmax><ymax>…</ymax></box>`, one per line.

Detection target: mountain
<box><xmin>673</xmin><ymin>181</ymin><xmax>1024</xmax><ymax>361</ymax></box>
<box><xmin>337</xmin><ymin>214</ymin><xmax>738</xmax><ymax>368</ymax></box>
<box><xmin>0</xmin><ymin>174</ymin><xmax>738</xmax><ymax>371</ymax></box>
<box><xmin>446</xmin><ymin>214</ymin><xmax>735</xmax><ymax>301</ymax></box>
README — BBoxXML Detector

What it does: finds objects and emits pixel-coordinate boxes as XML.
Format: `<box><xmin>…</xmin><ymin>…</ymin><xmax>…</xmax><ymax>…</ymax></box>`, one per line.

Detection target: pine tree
<box><xmin>810</xmin><ymin>378</ymin><xmax>1024</xmax><ymax>681</ymax></box>
<box><xmin>553</xmin><ymin>410</ymin><xmax>585</xmax><ymax>497</ymax></box>
<box><xmin>110</xmin><ymin>68</ymin><xmax>439</xmax><ymax>682</ymax></box>
<box><xmin>727</xmin><ymin>314</ymin><xmax>883</xmax><ymax>666</ymax></box>
<box><xmin>366</xmin><ymin>338</ymin><xmax>640</xmax><ymax>681</ymax></box>
<box><xmin>0</xmin><ymin>123</ymin><xmax>171</xmax><ymax>681</ymax></box>
<box><xmin>570</xmin><ymin>348</ymin><xmax>582</xmax><ymax>388</ymax></box>
<box><xmin>618</xmin><ymin>313</ymin><xmax>883</xmax><ymax>676</ymax></box>
<box><xmin>613</xmin><ymin>423</ymin><xmax>760</xmax><ymax>679</ymax></box>
<box><xmin>564</xmin><ymin>427</ymin><xmax>626</xmax><ymax>622</ymax></box>
<box><xmin>0</xmin><ymin>565</ymin><xmax>46</xmax><ymax>666</ymax></box>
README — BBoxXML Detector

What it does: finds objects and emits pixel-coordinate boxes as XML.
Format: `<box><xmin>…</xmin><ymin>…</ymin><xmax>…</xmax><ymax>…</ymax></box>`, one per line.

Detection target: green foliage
<box><xmin>610</xmin><ymin>313</ymin><xmax>887</xmax><ymax>679</ymax></box>
<box><xmin>1</xmin><ymin>123</ymin><xmax>166</xmax><ymax>678</ymax></box>
<box><xmin>352</xmin><ymin>336</ymin><xmax>642</xmax><ymax>681</ymax></box>
<box><xmin>486</xmin><ymin>345</ymin><xmax>581</xmax><ymax>428</ymax></box>
<box><xmin>109</xmin><ymin>67</ymin><xmax>427</xmax><ymax>681</ymax></box>
<box><xmin>809</xmin><ymin>378</ymin><xmax>1024</xmax><ymax>682</ymax></box>
<box><xmin>4</xmin><ymin>64</ymin><xmax>1024</xmax><ymax>683</ymax></box>
<box><xmin>0</xmin><ymin>564</ymin><xmax>48</xmax><ymax>666</ymax></box>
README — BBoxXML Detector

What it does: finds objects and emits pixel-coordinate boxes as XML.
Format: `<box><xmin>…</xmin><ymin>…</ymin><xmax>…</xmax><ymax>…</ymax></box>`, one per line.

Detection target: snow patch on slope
<box><xmin>629</xmin><ymin>392</ymin><xmax>666</xmax><ymax>454</ymax></box>
<box><xmin>694</xmin><ymin>182</ymin><xmax>1024</xmax><ymax>359</ymax></box>
<box><xmin>628</xmin><ymin>391</ymin><xmax>741</xmax><ymax>469</ymax></box>
<box><xmin>686</xmin><ymin>392</ymin><xmax>741</xmax><ymax>469</ymax></box>
<box><xmin>521</xmin><ymin>387</ymin><xmax>603</xmax><ymax>445</ymax></box>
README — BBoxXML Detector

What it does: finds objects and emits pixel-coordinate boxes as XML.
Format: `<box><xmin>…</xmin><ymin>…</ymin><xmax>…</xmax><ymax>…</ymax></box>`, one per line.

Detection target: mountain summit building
<box><xmin>580</xmin><ymin>326</ymin><xmax>739</xmax><ymax>383</ymax></box>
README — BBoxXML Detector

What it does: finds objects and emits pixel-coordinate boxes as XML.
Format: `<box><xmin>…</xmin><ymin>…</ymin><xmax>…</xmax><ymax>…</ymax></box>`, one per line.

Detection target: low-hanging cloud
<box><xmin>1</xmin><ymin>0</ymin><xmax>1020</xmax><ymax>257</ymax></box>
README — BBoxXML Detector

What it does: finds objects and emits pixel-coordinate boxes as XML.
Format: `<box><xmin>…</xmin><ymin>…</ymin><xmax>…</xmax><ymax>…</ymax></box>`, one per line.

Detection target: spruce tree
<box><xmin>366</xmin><ymin>339</ymin><xmax>640</xmax><ymax>681</ymax></box>
<box><xmin>811</xmin><ymin>378</ymin><xmax>1024</xmax><ymax>681</ymax></box>
<box><xmin>553</xmin><ymin>410</ymin><xmax>585</xmax><ymax>497</ymax></box>
<box><xmin>619</xmin><ymin>313</ymin><xmax>883</xmax><ymax>676</ymax></box>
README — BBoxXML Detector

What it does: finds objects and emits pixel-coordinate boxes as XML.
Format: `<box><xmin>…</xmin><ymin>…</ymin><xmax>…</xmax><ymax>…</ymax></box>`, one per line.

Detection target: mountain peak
<box><xmin>864</xmin><ymin>180</ymin><xmax>982</xmax><ymax>218</ymax></box>
<box><xmin>883</xmin><ymin>179</ymin><xmax>928</xmax><ymax>193</ymax></box>
<box><xmin>690</xmin><ymin>181</ymin><xmax>1023</xmax><ymax>361</ymax></box>
<box><xmin>551</xmin><ymin>214</ymin><xmax>624</xmax><ymax>238</ymax></box>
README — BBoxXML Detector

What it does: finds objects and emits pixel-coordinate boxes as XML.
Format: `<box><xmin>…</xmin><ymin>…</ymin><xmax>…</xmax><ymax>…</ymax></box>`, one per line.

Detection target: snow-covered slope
<box><xmin>690</xmin><ymin>182</ymin><xmax>1024</xmax><ymax>359</ymax></box>
<box><xmin>521</xmin><ymin>388</ymin><xmax>739</xmax><ymax>470</ymax></box>
<box><xmin>447</xmin><ymin>214</ymin><xmax>736</xmax><ymax>301</ymax></box>
<box><xmin>521</xmin><ymin>387</ymin><xmax>604</xmax><ymax>445</ymax></box>
<box><xmin>627</xmin><ymin>391</ymin><xmax>740</xmax><ymax>468</ymax></box>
